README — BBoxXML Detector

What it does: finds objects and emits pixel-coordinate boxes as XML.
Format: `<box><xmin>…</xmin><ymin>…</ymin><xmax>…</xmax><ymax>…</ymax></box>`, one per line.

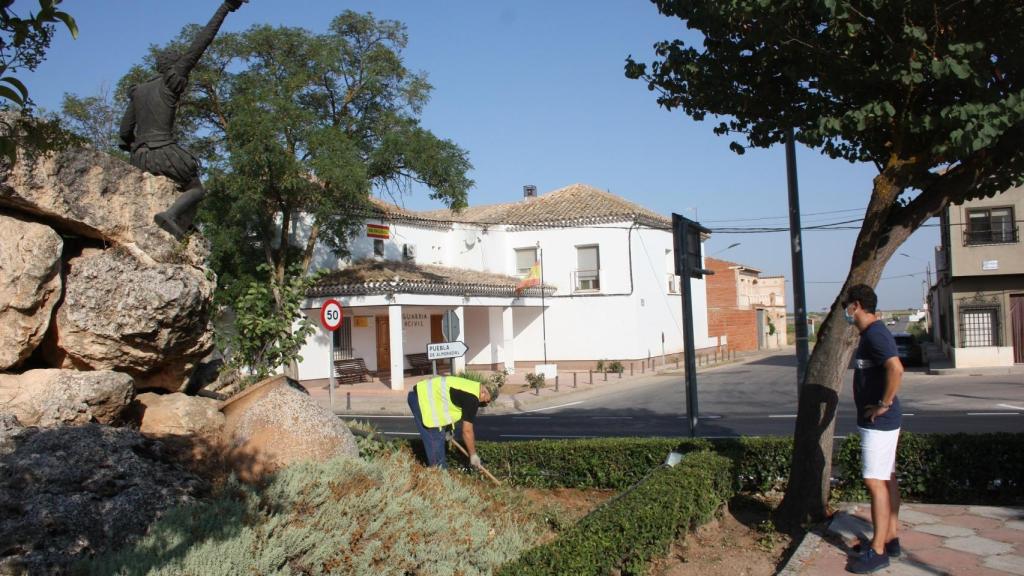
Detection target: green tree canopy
<box><xmin>120</xmin><ymin>10</ymin><xmax>473</xmax><ymax>304</ymax></box>
<box><xmin>627</xmin><ymin>0</ymin><xmax>1023</xmax><ymax>525</ymax></box>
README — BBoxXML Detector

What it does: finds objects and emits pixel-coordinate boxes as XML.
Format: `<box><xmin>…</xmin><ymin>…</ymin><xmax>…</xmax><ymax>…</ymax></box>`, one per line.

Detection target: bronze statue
<box><xmin>119</xmin><ymin>1</ymin><xmax>245</xmax><ymax>239</ymax></box>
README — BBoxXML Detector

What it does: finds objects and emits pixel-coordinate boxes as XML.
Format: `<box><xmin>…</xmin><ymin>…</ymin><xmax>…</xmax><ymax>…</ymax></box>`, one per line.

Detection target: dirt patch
<box><xmin>513</xmin><ymin>486</ymin><xmax>616</xmax><ymax>543</ymax></box>
<box><xmin>650</xmin><ymin>494</ymin><xmax>795</xmax><ymax>576</ymax></box>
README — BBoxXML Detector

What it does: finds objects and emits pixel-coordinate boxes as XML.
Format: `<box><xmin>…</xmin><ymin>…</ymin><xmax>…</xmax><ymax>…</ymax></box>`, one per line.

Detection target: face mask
<box><xmin>844</xmin><ymin>305</ymin><xmax>856</xmax><ymax>325</ymax></box>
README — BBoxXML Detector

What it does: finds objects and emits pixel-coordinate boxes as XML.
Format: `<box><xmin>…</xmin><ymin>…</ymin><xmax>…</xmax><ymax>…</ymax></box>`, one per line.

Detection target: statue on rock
<box><xmin>118</xmin><ymin>0</ymin><xmax>246</xmax><ymax>240</ymax></box>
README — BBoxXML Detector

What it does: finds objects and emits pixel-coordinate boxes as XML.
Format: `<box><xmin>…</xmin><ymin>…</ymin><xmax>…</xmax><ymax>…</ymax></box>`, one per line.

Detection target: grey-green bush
<box><xmin>82</xmin><ymin>451</ymin><xmax>541</xmax><ymax>576</ymax></box>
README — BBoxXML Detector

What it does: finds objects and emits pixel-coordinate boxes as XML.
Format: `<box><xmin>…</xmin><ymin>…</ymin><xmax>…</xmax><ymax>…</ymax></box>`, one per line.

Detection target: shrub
<box><xmin>834</xmin><ymin>432</ymin><xmax>1024</xmax><ymax>504</ymax></box>
<box><xmin>596</xmin><ymin>359</ymin><xmax>606</xmax><ymax>372</ymax></box>
<box><xmin>608</xmin><ymin>360</ymin><xmax>625</xmax><ymax>374</ymax></box>
<box><xmin>458</xmin><ymin>369</ymin><xmax>488</xmax><ymax>384</ymax></box>
<box><xmin>82</xmin><ymin>451</ymin><xmax>541</xmax><ymax>576</ymax></box>
<box><xmin>525</xmin><ymin>372</ymin><xmax>545</xmax><ymax>393</ymax></box>
<box><xmin>497</xmin><ymin>451</ymin><xmax>733</xmax><ymax>576</ymax></box>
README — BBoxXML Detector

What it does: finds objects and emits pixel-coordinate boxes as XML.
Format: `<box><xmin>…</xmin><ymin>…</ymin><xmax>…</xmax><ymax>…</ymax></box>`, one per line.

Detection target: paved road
<box><xmin>352</xmin><ymin>352</ymin><xmax>1024</xmax><ymax>440</ymax></box>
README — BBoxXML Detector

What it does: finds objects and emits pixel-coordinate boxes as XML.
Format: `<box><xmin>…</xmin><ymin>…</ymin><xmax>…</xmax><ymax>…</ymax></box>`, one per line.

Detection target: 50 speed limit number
<box><xmin>320</xmin><ymin>299</ymin><xmax>343</xmax><ymax>331</ymax></box>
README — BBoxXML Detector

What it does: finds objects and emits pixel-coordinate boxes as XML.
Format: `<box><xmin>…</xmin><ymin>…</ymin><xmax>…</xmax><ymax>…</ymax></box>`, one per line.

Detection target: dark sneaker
<box><xmin>853</xmin><ymin>538</ymin><xmax>901</xmax><ymax>558</ymax></box>
<box><xmin>847</xmin><ymin>548</ymin><xmax>889</xmax><ymax>574</ymax></box>
<box><xmin>154</xmin><ymin>212</ymin><xmax>186</xmax><ymax>240</ymax></box>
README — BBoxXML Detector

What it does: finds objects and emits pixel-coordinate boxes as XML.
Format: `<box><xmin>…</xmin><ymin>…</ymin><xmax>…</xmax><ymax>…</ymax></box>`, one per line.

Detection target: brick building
<box><xmin>705</xmin><ymin>257</ymin><xmax>787</xmax><ymax>352</ymax></box>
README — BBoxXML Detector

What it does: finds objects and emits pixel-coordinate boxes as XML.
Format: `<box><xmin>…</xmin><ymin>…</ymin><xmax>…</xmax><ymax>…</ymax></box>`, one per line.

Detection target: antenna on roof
<box><xmin>523</xmin><ymin>184</ymin><xmax>537</xmax><ymax>199</ymax></box>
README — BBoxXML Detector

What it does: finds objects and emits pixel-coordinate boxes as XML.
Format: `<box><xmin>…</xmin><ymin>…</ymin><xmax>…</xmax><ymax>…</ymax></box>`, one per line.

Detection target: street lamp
<box><xmin>899</xmin><ymin>252</ymin><xmax>933</xmax><ymax>287</ymax></box>
<box><xmin>708</xmin><ymin>242</ymin><xmax>741</xmax><ymax>257</ymax></box>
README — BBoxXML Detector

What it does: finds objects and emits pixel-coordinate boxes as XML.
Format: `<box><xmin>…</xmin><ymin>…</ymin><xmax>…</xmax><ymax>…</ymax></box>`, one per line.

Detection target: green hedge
<box><xmin>834</xmin><ymin>432</ymin><xmax>1024</xmax><ymax>504</ymax></box>
<box><xmin>472</xmin><ymin>436</ymin><xmax>792</xmax><ymax>492</ymax></box>
<box><xmin>496</xmin><ymin>451</ymin><xmax>733</xmax><ymax>576</ymax></box>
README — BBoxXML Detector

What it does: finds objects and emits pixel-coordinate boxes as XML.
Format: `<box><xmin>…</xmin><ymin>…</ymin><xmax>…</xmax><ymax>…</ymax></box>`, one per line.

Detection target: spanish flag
<box><xmin>367</xmin><ymin>223</ymin><xmax>390</xmax><ymax>239</ymax></box>
<box><xmin>515</xmin><ymin>262</ymin><xmax>541</xmax><ymax>293</ymax></box>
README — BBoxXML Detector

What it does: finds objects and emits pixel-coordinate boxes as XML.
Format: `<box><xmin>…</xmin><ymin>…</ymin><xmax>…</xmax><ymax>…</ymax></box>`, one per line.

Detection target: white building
<box><xmin>296</xmin><ymin>183</ymin><xmax>716</xmax><ymax>390</ymax></box>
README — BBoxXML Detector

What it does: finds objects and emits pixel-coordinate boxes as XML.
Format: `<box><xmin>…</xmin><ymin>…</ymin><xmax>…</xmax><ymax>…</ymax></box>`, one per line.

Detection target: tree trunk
<box><xmin>777</xmin><ymin>168</ymin><xmax>914</xmax><ymax>527</ymax></box>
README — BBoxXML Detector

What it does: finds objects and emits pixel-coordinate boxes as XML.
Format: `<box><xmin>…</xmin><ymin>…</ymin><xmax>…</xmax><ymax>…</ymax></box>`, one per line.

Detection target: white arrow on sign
<box><xmin>426</xmin><ymin>341</ymin><xmax>468</xmax><ymax>361</ymax></box>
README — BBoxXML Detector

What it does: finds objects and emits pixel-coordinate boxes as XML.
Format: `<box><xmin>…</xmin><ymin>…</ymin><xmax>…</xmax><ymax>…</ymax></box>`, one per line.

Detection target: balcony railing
<box><xmin>572</xmin><ymin>269</ymin><xmax>601</xmax><ymax>292</ymax></box>
<box><xmin>963</xmin><ymin>226</ymin><xmax>1019</xmax><ymax>246</ymax></box>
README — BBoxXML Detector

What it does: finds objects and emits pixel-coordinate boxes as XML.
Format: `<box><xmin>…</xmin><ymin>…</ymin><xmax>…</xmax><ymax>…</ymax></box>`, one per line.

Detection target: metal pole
<box><xmin>786</xmin><ymin>128</ymin><xmax>810</xmax><ymax>390</ymax></box>
<box><xmin>328</xmin><ymin>330</ymin><xmax>336</xmax><ymax>414</ymax></box>
<box><xmin>537</xmin><ymin>242</ymin><xmax>548</xmax><ymax>364</ymax></box>
<box><xmin>677</xmin><ymin>216</ymin><xmax>700</xmax><ymax>438</ymax></box>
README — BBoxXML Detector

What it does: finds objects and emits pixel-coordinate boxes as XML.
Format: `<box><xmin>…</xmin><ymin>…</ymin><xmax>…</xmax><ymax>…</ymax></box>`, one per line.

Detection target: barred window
<box><xmin>959</xmin><ymin>307</ymin><xmax>999</xmax><ymax>347</ymax></box>
<box><xmin>332</xmin><ymin>316</ymin><xmax>354</xmax><ymax>359</ymax></box>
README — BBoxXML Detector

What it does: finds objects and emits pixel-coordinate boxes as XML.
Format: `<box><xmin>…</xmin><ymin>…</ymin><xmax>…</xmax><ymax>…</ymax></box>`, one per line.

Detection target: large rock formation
<box><xmin>0</xmin><ymin>421</ymin><xmax>206</xmax><ymax>576</ymax></box>
<box><xmin>0</xmin><ymin>145</ymin><xmax>216</xmax><ymax>393</ymax></box>
<box><xmin>54</xmin><ymin>247</ymin><xmax>215</xmax><ymax>390</ymax></box>
<box><xmin>0</xmin><ymin>215</ymin><xmax>62</xmax><ymax>370</ymax></box>
<box><xmin>0</xmin><ymin>369</ymin><xmax>134</xmax><ymax>427</ymax></box>
<box><xmin>220</xmin><ymin>376</ymin><xmax>359</xmax><ymax>481</ymax></box>
<box><xmin>0</xmin><ymin>146</ymin><xmax>193</xmax><ymax>265</ymax></box>
<box><xmin>135</xmin><ymin>392</ymin><xmax>225</xmax><ymax>439</ymax></box>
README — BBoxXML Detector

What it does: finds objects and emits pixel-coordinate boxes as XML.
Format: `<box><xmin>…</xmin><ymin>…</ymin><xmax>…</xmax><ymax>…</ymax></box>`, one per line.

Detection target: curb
<box><xmin>776</xmin><ymin>525</ymin><xmax>825</xmax><ymax>576</ymax></box>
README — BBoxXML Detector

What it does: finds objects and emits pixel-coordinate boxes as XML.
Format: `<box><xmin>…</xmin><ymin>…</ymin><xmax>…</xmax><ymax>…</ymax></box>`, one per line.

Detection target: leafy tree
<box><xmin>626</xmin><ymin>0</ymin><xmax>1023</xmax><ymax>525</ymax></box>
<box><xmin>0</xmin><ymin>0</ymin><xmax>78</xmax><ymax>161</ymax></box>
<box><xmin>119</xmin><ymin>11</ymin><xmax>472</xmax><ymax>376</ymax></box>
<box><xmin>59</xmin><ymin>84</ymin><xmax>123</xmax><ymax>155</ymax></box>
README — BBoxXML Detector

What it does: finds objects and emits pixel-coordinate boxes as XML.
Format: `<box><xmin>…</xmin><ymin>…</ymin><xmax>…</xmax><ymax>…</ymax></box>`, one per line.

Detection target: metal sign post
<box><xmin>319</xmin><ymin>299</ymin><xmax>344</xmax><ymax>413</ymax></box>
<box><xmin>441</xmin><ymin>310</ymin><xmax>460</xmax><ymax>374</ymax></box>
<box><xmin>672</xmin><ymin>214</ymin><xmax>713</xmax><ymax>437</ymax></box>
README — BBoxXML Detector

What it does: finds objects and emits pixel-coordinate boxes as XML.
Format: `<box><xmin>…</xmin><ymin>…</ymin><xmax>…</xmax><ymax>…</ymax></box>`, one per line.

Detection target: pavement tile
<box><xmin>886</xmin><ymin>561</ymin><xmax>954</xmax><ymax>576</ymax></box>
<box><xmin>942</xmin><ymin>535</ymin><xmax>1015</xmax><ymax>556</ymax></box>
<box><xmin>910</xmin><ymin>504</ymin><xmax>969</xmax><ymax>517</ymax></box>
<box><xmin>978</xmin><ymin>528</ymin><xmax>1024</xmax><ymax>547</ymax></box>
<box><xmin>904</xmin><ymin>547</ymin><xmax>983</xmax><ymax>575</ymax></box>
<box><xmin>982</xmin><ymin>554</ymin><xmax>1024</xmax><ymax>576</ymax></box>
<box><xmin>944</xmin><ymin>514</ymin><xmax>1007</xmax><ymax>531</ymax></box>
<box><xmin>900</xmin><ymin>509</ymin><xmax>944</xmax><ymax>525</ymax></box>
<box><xmin>916</xmin><ymin>523</ymin><xmax>976</xmax><ymax>538</ymax></box>
<box><xmin>968</xmin><ymin>507</ymin><xmax>1024</xmax><ymax>521</ymax></box>
<box><xmin>829</xmin><ymin>512</ymin><xmax>874</xmax><ymax>543</ymax></box>
<box><xmin>898</xmin><ymin>530</ymin><xmax>944</xmax><ymax>551</ymax></box>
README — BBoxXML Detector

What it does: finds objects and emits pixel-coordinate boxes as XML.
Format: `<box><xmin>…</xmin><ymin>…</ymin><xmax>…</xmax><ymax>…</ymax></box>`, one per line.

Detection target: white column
<box><xmin>452</xmin><ymin>305</ymin><xmax>466</xmax><ymax>374</ymax></box>
<box><xmin>488</xmin><ymin>307</ymin><xmax>504</xmax><ymax>368</ymax></box>
<box><xmin>388</xmin><ymin>304</ymin><xmax>404</xmax><ymax>390</ymax></box>
<box><xmin>502</xmin><ymin>306</ymin><xmax>515</xmax><ymax>374</ymax></box>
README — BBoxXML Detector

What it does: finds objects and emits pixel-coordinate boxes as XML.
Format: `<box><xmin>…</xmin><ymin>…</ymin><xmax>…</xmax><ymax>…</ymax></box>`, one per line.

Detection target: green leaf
<box><xmin>0</xmin><ymin>85</ymin><xmax>25</xmax><ymax>105</ymax></box>
<box><xmin>54</xmin><ymin>10</ymin><xmax>77</xmax><ymax>38</ymax></box>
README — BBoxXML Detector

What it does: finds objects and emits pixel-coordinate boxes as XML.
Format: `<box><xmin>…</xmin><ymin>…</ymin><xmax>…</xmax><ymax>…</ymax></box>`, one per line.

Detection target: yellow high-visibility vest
<box><xmin>415</xmin><ymin>376</ymin><xmax>481</xmax><ymax>428</ymax></box>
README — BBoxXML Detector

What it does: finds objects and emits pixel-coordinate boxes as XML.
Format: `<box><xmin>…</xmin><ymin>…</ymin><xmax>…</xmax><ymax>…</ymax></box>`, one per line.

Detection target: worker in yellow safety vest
<box><xmin>407</xmin><ymin>375</ymin><xmax>492</xmax><ymax>469</ymax></box>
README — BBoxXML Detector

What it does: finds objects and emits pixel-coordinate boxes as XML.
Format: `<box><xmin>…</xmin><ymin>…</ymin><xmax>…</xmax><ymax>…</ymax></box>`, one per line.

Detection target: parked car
<box><xmin>892</xmin><ymin>332</ymin><xmax>922</xmax><ymax>366</ymax></box>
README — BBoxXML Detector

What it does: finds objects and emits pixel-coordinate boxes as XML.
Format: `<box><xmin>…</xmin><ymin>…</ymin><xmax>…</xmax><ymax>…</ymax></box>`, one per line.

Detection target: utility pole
<box><xmin>786</xmin><ymin>128</ymin><xmax>810</xmax><ymax>390</ymax></box>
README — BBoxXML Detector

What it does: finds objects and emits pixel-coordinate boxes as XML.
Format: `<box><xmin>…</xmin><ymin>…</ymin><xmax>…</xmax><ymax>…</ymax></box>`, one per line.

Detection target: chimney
<box><xmin>523</xmin><ymin>184</ymin><xmax>537</xmax><ymax>200</ymax></box>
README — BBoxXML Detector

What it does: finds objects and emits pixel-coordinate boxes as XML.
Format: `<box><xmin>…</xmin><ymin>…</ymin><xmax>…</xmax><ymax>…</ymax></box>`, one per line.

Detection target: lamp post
<box><xmin>708</xmin><ymin>242</ymin><xmax>741</xmax><ymax>257</ymax></box>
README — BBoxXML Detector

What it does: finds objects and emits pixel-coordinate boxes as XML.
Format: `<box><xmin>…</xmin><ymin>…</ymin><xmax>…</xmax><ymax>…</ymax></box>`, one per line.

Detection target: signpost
<box><xmin>440</xmin><ymin>310</ymin><xmax>460</xmax><ymax>373</ymax></box>
<box><xmin>320</xmin><ymin>299</ymin><xmax>343</xmax><ymax>412</ymax></box>
<box><xmin>672</xmin><ymin>214</ymin><xmax>713</xmax><ymax>437</ymax></box>
<box><xmin>427</xmin><ymin>341</ymin><xmax>467</xmax><ymax>375</ymax></box>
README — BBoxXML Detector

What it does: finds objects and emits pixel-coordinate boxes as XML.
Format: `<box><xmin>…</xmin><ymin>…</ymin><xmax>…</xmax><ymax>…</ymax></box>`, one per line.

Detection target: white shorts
<box><xmin>859</xmin><ymin>427</ymin><xmax>900</xmax><ymax>480</ymax></box>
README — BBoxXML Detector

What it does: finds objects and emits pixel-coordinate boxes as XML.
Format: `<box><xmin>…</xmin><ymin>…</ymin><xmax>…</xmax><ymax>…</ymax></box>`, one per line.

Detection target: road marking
<box><xmin>520</xmin><ymin>401</ymin><xmax>584</xmax><ymax>414</ymax></box>
<box><xmin>966</xmin><ymin>412</ymin><xmax>1019</xmax><ymax>416</ymax></box>
<box><xmin>699</xmin><ymin>415</ymin><xmax>723</xmax><ymax>420</ymax></box>
<box><xmin>998</xmin><ymin>403</ymin><xmax>1024</xmax><ymax>411</ymax></box>
<box><xmin>903</xmin><ymin>413</ymin><xmax>915</xmax><ymax>417</ymax></box>
<box><xmin>500</xmin><ymin>434</ymin><xmax>592</xmax><ymax>439</ymax></box>
<box><xmin>769</xmin><ymin>414</ymin><xmax>797</xmax><ymax>418</ymax></box>
<box><xmin>512</xmin><ymin>416</ymin><xmax>551</xmax><ymax>420</ymax></box>
<box><xmin>592</xmin><ymin>416</ymin><xmax>632</xmax><ymax>420</ymax></box>
<box><xmin>382</xmin><ymin>432</ymin><xmax>419</xmax><ymax>436</ymax></box>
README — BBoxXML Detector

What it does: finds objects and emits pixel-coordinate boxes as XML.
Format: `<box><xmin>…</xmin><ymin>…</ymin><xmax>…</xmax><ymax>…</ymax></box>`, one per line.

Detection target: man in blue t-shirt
<box><xmin>843</xmin><ymin>284</ymin><xmax>904</xmax><ymax>574</ymax></box>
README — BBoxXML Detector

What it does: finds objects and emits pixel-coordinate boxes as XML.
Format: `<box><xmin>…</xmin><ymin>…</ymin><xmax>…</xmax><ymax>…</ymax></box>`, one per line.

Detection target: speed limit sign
<box><xmin>320</xmin><ymin>299</ymin><xmax>343</xmax><ymax>331</ymax></box>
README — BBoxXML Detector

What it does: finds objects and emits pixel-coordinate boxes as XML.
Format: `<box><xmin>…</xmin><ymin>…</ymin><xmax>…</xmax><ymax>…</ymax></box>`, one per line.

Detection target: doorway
<box><xmin>1012</xmin><ymin>294</ymin><xmax>1023</xmax><ymax>364</ymax></box>
<box><xmin>376</xmin><ymin>316</ymin><xmax>391</xmax><ymax>375</ymax></box>
<box><xmin>430</xmin><ymin>314</ymin><xmax>444</xmax><ymax>343</ymax></box>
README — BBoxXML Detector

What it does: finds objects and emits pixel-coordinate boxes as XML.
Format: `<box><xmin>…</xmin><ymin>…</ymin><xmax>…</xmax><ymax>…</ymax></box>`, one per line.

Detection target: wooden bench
<box><xmin>406</xmin><ymin>352</ymin><xmax>433</xmax><ymax>376</ymax></box>
<box><xmin>333</xmin><ymin>357</ymin><xmax>370</xmax><ymax>385</ymax></box>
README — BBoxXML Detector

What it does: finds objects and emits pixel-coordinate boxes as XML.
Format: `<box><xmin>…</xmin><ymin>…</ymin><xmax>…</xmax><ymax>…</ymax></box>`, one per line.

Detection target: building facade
<box><xmin>931</xmin><ymin>184</ymin><xmax>1024</xmax><ymax>367</ymax></box>
<box><xmin>705</xmin><ymin>257</ymin><xmax>787</xmax><ymax>352</ymax></box>
<box><xmin>296</xmin><ymin>184</ymin><xmax>718</xmax><ymax>390</ymax></box>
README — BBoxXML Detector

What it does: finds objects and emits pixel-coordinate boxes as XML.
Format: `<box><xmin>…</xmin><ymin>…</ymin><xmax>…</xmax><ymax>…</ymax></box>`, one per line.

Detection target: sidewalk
<box><xmin>923</xmin><ymin>342</ymin><xmax>1024</xmax><ymax>377</ymax></box>
<box><xmin>780</xmin><ymin>503</ymin><xmax>1024</xmax><ymax>575</ymax></box>
<box><xmin>307</xmin><ymin>347</ymin><xmax>780</xmax><ymax>416</ymax></box>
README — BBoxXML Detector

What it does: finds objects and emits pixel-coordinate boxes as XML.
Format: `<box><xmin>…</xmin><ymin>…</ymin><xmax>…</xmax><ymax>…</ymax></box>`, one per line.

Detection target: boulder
<box><xmin>0</xmin><ymin>146</ymin><xmax>205</xmax><ymax>267</ymax></box>
<box><xmin>0</xmin><ymin>421</ymin><xmax>205</xmax><ymax>576</ymax></box>
<box><xmin>220</xmin><ymin>375</ymin><xmax>359</xmax><ymax>481</ymax></box>
<box><xmin>53</xmin><ymin>247</ymin><xmax>215</xmax><ymax>391</ymax></box>
<box><xmin>0</xmin><ymin>214</ymin><xmax>62</xmax><ymax>370</ymax></box>
<box><xmin>0</xmin><ymin>369</ymin><xmax>134</xmax><ymax>427</ymax></box>
<box><xmin>135</xmin><ymin>392</ymin><xmax>225</xmax><ymax>439</ymax></box>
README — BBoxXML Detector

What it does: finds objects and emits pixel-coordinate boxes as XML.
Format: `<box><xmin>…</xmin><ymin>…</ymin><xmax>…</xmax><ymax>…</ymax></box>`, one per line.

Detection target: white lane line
<box><xmin>966</xmin><ymin>412</ymin><xmax>1019</xmax><ymax>416</ymax></box>
<box><xmin>769</xmin><ymin>414</ymin><xmax>797</xmax><ymax>418</ymax></box>
<box><xmin>341</xmin><ymin>415</ymin><xmax>413</xmax><ymax>419</ymax></box>
<box><xmin>592</xmin><ymin>416</ymin><xmax>633</xmax><ymax>420</ymax></box>
<box><xmin>512</xmin><ymin>416</ymin><xmax>551</xmax><ymax>420</ymax></box>
<box><xmin>382</xmin><ymin>432</ymin><xmax>419</xmax><ymax>436</ymax></box>
<box><xmin>903</xmin><ymin>413</ymin><xmax>915</xmax><ymax>417</ymax></box>
<box><xmin>500</xmin><ymin>434</ymin><xmax>593</xmax><ymax>439</ymax></box>
<box><xmin>997</xmin><ymin>403</ymin><xmax>1024</xmax><ymax>411</ymax></box>
<box><xmin>520</xmin><ymin>401</ymin><xmax>585</xmax><ymax>414</ymax></box>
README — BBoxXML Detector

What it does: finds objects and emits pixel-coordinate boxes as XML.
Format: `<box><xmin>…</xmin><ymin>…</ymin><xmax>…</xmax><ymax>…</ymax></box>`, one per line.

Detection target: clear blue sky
<box><xmin>23</xmin><ymin>0</ymin><xmax>939</xmax><ymax>312</ymax></box>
